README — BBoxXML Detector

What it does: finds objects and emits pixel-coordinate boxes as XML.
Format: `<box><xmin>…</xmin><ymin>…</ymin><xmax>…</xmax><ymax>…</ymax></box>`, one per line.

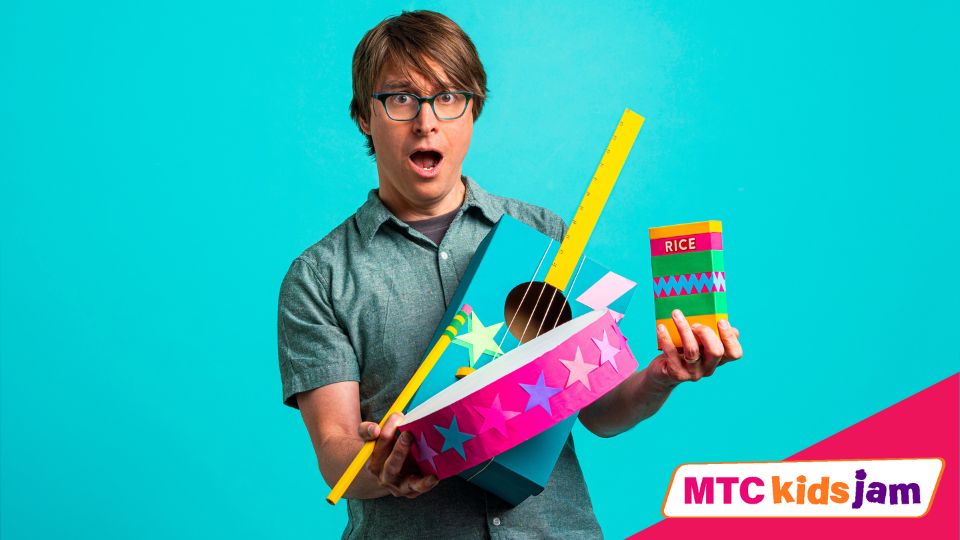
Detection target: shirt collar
<box><xmin>355</xmin><ymin>188</ymin><xmax>396</xmax><ymax>245</ymax></box>
<box><xmin>355</xmin><ymin>176</ymin><xmax>504</xmax><ymax>245</ymax></box>
<box><xmin>462</xmin><ymin>176</ymin><xmax>505</xmax><ymax>224</ymax></box>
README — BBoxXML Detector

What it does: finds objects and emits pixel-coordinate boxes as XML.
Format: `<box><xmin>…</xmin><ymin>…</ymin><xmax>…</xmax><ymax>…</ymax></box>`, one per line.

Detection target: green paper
<box><xmin>651</xmin><ymin>250</ymin><xmax>724</xmax><ymax>278</ymax></box>
<box><xmin>654</xmin><ymin>292</ymin><xmax>727</xmax><ymax>319</ymax></box>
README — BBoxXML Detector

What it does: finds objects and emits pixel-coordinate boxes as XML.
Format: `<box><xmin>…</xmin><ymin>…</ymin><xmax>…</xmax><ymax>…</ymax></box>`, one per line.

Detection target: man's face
<box><xmin>359</xmin><ymin>59</ymin><xmax>474</xmax><ymax>216</ymax></box>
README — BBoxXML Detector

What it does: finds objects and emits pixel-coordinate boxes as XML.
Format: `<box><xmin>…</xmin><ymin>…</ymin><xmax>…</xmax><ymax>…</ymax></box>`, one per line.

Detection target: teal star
<box><xmin>434</xmin><ymin>416</ymin><xmax>475</xmax><ymax>460</ymax></box>
<box><xmin>452</xmin><ymin>313</ymin><xmax>504</xmax><ymax>367</ymax></box>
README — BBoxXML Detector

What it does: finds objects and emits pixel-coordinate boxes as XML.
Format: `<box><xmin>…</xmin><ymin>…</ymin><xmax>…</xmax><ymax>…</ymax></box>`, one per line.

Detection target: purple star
<box><xmin>415</xmin><ymin>432</ymin><xmax>439</xmax><ymax>471</ymax></box>
<box><xmin>592</xmin><ymin>330</ymin><xmax>622</xmax><ymax>372</ymax></box>
<box><xmin>473</xmin><ymin>394</ymin><xmax>521</xmax><ymax>436</ymax></box>
<box><xmin>519</xmin><ymin>372</ymin><xmax>562</xmax><ymax>415</ymax></box>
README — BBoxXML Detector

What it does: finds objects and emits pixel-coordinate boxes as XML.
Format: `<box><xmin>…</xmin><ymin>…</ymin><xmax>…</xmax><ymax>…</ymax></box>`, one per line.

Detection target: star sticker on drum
<box><xmin>519</xmin><ymin>372</ymin><xmax>562</xmax><ymax>415</ymax></box>
<box><xmin>473</xmin><ymin>394</ymin><xmax>521</xmax><ymax>437</ymax></box>
<box><xmin>434</xmin><ymin>416</ymin><xmax>474</xmax><ymax>460</ymax></box>
<box><xmin>559</xmin><ymin>346</ymin><xmax>598</xmax><ymax>391</ymax></box>
<box><xmin>592</xmin><ymin>330</ymin><xmax>622</xmax><ymax>372</ymax></box>
<box><xmin>452</xmin><ymin>313</ymin><xmax>505</xmax><ymax>367</ymax></box>
<box><xmin>415</xmin><ymin>432</ymin><xmax>439</xmax><ymax>471</ymax></box>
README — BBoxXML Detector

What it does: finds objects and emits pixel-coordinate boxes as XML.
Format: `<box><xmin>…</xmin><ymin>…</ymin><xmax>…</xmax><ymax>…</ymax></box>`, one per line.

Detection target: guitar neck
<box><xmin>544</xmin><ymin>109</ymin><xmax>645</xmax><ymax>291</ymax></box>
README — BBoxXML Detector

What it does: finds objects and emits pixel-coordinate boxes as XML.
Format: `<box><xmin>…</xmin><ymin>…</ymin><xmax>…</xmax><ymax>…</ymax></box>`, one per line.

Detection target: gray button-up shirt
<box><xmin>278</xmin><ymin>177</ymin><xmax>603</xmax><ymax>539</ymax></box>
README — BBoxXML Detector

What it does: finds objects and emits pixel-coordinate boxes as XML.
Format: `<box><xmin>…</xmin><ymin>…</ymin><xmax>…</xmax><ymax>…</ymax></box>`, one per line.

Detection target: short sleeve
<box><xmin>277</xmin><ymin>257</ymin><xmax>360</xmax><ymax>408</ymax></box>
<box><xmin>552</xmin><ymin>212</ymin><xmax>568</xmax><ymax>244</ymax></box>
<box><xmin>534</xmin><ymin>206</ymin><xmax>568</xmax><ymax>244</ymax></box>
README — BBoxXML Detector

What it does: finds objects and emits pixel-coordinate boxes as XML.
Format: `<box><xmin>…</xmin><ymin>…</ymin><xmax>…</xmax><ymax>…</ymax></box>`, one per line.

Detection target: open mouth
<box><xmin>409</xmin><ymin>150</ymin><xmax>443</xmax><ymax>173</ymax></box>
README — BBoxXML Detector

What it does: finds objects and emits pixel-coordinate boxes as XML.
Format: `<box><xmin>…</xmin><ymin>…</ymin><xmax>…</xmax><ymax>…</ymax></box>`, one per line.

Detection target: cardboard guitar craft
<box><xmin>399</xmin><ymin>110</ymin><xmax>645</xmax><ymax>505</ymax></box>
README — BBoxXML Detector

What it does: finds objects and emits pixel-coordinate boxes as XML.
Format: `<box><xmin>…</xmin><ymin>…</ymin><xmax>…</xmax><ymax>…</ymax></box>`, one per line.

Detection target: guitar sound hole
<box><xmin>503</xmin><ymin>281</ymin><xmax>573</xmax><ymax>344</ymax></box>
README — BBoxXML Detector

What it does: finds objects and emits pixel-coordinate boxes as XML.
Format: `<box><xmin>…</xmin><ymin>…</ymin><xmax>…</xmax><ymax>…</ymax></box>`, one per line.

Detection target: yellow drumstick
<box><xmin>325</xmin><ymin>304</ymin><xmax>473</xmax><ymax>505</ymax></box>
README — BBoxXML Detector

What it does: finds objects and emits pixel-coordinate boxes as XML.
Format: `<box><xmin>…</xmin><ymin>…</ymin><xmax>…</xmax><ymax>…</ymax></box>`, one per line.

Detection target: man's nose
<box><xmin>413</xmin><ymin>101</ymin><xmax>439</xmax><ymax>135</ymax></box>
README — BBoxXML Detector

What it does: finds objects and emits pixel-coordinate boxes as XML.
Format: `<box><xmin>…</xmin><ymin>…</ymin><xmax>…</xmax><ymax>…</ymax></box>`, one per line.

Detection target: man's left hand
<box><xmin>649</xmin><ymin>309</ymin><xmax>743</xmax><ymax>387</ymax></box>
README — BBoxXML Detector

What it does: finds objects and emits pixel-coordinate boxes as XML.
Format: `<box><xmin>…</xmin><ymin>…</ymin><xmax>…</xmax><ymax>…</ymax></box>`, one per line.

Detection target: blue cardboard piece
<box><xmin>406</xmin><ymin>215</ymin><xmax>637</xmax><ymax>505</ymax></box>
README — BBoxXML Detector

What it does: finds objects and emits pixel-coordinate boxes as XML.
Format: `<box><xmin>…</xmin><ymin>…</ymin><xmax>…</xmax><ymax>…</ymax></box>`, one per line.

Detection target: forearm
<box><xmin>315</xmin><ymin>433</ymin><xmax>391</xmax><ymax>500</ymax></box>
<box><xmin>578</xmin><ymin>365</ymin><xmax>678</xmax><ymax>438</ymax></box>
<box><xmin>296</xmin><ymin>384</ymin><xmax>392</xmax><ymax>500</ymax></box>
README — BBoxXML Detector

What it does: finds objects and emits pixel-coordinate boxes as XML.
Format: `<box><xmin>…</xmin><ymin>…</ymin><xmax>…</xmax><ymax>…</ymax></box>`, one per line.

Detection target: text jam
<box><xmin>683</xmin><ymin>469</ymin><xmax>922</xmax><ymax>508</ymax></box>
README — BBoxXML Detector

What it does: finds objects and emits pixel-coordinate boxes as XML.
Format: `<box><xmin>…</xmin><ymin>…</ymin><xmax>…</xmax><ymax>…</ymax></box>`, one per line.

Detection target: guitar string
<box><xmin>529</xmin><ymin>226</ymin><xmax>592</xmax><ymax>340</ymax></box>
<box><xmin>443</xmin><ymin>120</ymin><xmax>637</xmax><ymax>478</ymax></box>
<box><xmin>530</xmin><ymin>119</ymin><xmax>637</xmax><ymax>336</ymax></box>
<box><xmin>461</xmin><ymin>238</ymin><xmax>559</xmax><ymax>484</ymax></box>
<box><xmin>462</xmin><ymin>254</ymin><xmax>587</xmax><ymax>484</ymax></box>
<box><xmin>496</xmin><ymin>239</ymin><xmax>553</xmax><ymax>354</ymax></box>
<box><xmin>533</xmin><ymin>285</ymin><xmax>560</xmax><ymax>339</ymax></box>
<box><xmin>518</xmin><ymin>232</ymin><xmax>583</xmax><ymax>343</ymax></box>
<box><xmin>516</xmin><ymin>235</ymin><xmax>579</xmax><ymax>342</ymax></box>
<box><xmin>463</xmin><ymin>456</ymin><xmax>497</xmax><ymax>482</ymax></box>
<box><xmin>462</xmin><ymin>255</ymin><xmax>585</xmax><ymax>485</ymax></box>
<box><xmin>517</xmin><ymin>273</ymin><xmax>550</xmax><ymax>344</ymax></box>
<box><xmin>497</xmin><ymin>236</ymin><xmax>590</xmax><ymax>351</ymax></box>
<box><xmin>546</xmin><ymin>253</ymin><xmax>587</xmax><ymax>336</ymax></box>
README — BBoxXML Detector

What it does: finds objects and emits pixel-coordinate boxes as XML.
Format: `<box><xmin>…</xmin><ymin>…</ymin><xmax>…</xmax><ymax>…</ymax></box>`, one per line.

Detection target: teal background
<box><xmin>2</xmin><ymin>2</ymin><xmax>957</xmax><ymax>538</ymax></box>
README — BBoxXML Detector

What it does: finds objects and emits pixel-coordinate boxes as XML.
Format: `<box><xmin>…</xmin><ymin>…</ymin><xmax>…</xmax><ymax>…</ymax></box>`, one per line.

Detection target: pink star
<box><xmin>415</xmin><ymin>432</ymin><xmax>439</xmax><ymax>471</ymax></box>
<box><xmin>473</xmin><ymin>394</ymin><xmax>521</xmax><ymax>437</ymax></box>
<box><xmin>592</xmin><ymin>330</ymin><xmax>622</xmax><ymax>372</ymax></box>
<box><xmin>559</xmin><ymin>346</ymin><xmax>599</xmax><ymax>391</ymax></box>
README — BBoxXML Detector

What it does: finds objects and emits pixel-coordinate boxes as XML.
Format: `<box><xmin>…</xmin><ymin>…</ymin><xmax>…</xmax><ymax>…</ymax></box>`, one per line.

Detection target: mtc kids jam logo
<box><xmin>662</xmin><ymin>459</ymin><xmax>944</xmax><ymax>518</ymax></box>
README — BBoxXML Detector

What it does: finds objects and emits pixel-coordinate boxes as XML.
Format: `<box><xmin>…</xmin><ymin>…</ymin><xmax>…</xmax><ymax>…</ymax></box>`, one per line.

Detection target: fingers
<box><xmin>657</xmin><ymin>322</ymin><xmax>680</xmax><ymax>360</ymax></box>
<box><xmin>718</xmin><ymin>319</ymin><xmax>743</xmax><ymax>362</ymax></box>
<box><xmin>402</xmin><ymin>475</ymin><xmax>439</xmax><ymax>499</ymax></box>
<box><xmin>380</xmin><ymin>430</ymin><xmax>414</xmax><ymax>491</ymax></box>
<box><xmin>362</xmin><ymin>413</ymin><xmax>437</xmax><ymax>499</ymax></box>
<box><xmin>367</xmin><ymin>412</ymin><xmax>403</xmax><ymax>478</ymax></box>
<box><xmin>382</xmin><ymin>433</ymin><xmax>440</xmax><ymax>499</ymax></box>
<box><xmin>672</xmin><ymin>310</ymin><xmax>701</xmax><ymax>363</ymax></box>
<box><xmin>659</xmin><ymin>314</ymin><xmax>745</xmax><ymax>383</ymax></box>
<box><xmin>656</xmin><ymin>323</ymin><xmax>687</xmax><ymax>381</ymax></box>
<box><xmin>691</xmin><ymin>323</ymin><xmax>724</xmax><ymax>377</ymax></box>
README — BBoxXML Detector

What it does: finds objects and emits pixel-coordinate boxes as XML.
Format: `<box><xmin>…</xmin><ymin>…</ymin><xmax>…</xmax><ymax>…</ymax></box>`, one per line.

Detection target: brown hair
<box><xmin>349</xmin><ymin>11</ymin><xmax>488</xmax><ymax>155</ymax></box>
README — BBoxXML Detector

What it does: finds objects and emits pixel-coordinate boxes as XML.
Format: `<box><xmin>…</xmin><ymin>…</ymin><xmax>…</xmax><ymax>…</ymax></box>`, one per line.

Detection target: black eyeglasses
<box><xmin>371</xmin><ymin>91</ymin><xmax>475</xmax><ymax>121</ymax></box>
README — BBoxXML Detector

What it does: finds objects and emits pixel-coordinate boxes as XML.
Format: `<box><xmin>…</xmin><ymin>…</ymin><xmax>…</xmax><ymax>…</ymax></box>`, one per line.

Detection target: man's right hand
<box><xmin>362</xmin><ymin>412</ymin><xmax>439</xmax><ymax>498</ymax></box>
<box><xmin>298</xmin><ymin>382</ymin><xmax>437</xmax><ymax>500</ymax></box>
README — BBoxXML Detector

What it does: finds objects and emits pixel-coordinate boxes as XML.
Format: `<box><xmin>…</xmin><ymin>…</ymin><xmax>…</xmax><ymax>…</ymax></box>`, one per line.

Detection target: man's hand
<box><xmin>649</xmin><ymin>309</ymin><xmax>743</xmax><ymax>387</ymax></box>
<box><xmin>297</xmin><ymin>382</ymin><xmax>436</xmax><ymax>500</ymax></box>
<box><xmin>361</xmin><ymin>412</ymin><xmax>439</xmax><ymax>499</ymax></box>
<box><xmin>579</xmin><ymin>309</ymin><xmax>744</xmax><ymax>437</ymax></box>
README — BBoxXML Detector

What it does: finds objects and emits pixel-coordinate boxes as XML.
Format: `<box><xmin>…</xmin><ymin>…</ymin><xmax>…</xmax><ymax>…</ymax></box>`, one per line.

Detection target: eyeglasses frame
<box><xmin>371</xmin><ymin>91</ymin><xmax>476</xmax><ymax>121</ymax></box>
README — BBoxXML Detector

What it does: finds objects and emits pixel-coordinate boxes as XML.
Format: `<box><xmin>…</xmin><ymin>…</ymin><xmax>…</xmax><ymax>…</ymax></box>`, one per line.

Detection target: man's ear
<box><xmin>359</xmin><ymin>114</ymin><xmax>371</xmax><ymax>136</ymax></box>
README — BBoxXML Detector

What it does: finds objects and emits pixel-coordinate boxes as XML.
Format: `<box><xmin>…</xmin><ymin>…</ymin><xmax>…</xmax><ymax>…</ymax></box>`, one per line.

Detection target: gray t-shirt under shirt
<box><xmin>403</xmin><ymin>206</ymin><xmax>460</xmax><ymax>245</ymax></box>
<box><xmin>277</xmin><ymin>177</ymin><xmax>603</xmax><ymax>539</ymax></box>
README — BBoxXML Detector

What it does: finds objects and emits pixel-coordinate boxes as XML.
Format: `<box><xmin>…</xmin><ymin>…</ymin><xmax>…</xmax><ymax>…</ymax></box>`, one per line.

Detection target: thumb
<box><xmin>358</xmin><ymin>421</ymin><xmax>380</xmax><ymax>441</ymax></box>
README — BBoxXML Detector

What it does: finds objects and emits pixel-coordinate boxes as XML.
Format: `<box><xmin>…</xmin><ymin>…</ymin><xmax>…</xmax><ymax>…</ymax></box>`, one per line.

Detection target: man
<box><xmin>278</xmin><ymin>10</ymin><xmax>743</xmax><ymax>539</ymax></box>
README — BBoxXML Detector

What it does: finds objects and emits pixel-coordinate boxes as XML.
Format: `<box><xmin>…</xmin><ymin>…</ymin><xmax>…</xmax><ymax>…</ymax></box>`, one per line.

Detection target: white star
<box><xmin>592</xmin><ymin>330</ymin><xmax>622</xmax><ymax>372</ymax></box>
<box><xmin>452</xmin><ymin>313</ymin><xmax>505</xmax><ymax>366</ymax></box>
<box><xmin>559</xmin><ymin>347</ymin><xmax>599</xmax><ymax>390</ymax></box>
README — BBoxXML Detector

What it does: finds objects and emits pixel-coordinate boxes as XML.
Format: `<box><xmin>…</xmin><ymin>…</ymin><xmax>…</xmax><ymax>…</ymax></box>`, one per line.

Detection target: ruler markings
<box><xmin>544</xmin><ymin>109</ymin><xmax>644</xmax><ymax>291</ymax></box>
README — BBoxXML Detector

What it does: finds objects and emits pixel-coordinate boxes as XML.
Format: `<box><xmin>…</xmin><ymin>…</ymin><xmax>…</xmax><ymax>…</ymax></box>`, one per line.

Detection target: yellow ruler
<box><xmin>325</xmin><ymin>305</ymin><xmax>472</xmax><ymax>506</ymax></box>
<box><xmin>544</xmin><ymin>109</ymin><xmax>644</xmax><ymax>291</ymax></box>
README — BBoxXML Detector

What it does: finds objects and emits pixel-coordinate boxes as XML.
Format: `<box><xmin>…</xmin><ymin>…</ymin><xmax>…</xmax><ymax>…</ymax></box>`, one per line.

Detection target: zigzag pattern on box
<box><xmin>652</xmin><ymin>272</ymin><xmax>726</xmax><ymax>297</ymax></box>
